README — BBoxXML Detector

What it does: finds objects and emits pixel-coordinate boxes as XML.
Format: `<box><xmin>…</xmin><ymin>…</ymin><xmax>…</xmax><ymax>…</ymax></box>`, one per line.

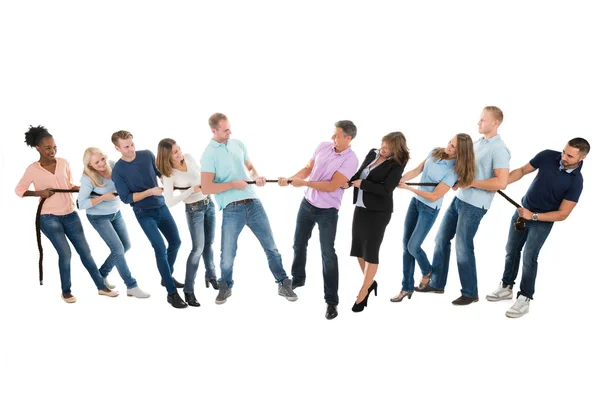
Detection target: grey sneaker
<box><xmin>103</xmin><ymin>277</ymin><xmax>116</xmax><ymax>289</ymax></box>
<box><xmin>506</xmin><ymin>295</ymin><xmax>531</xmax><ymax>318</ymax></box>
<box><xmin>127</xmin><ymin>286</ymin><xmax>150</xmax><ymax>299</ymax></box>
<box><xmin>278</xmin><ymin>278</ymin><xmax>298</xmax><ymax>301</ymax></box>
<box><xmin>215</xmin><ymin>282</ymin><xmax>232</xmax><ymax>305</ymax></box>
<box><xmin>486</xmin><ymin>281</ymin><xmax>513</xmax><ymax>301</ymax></box>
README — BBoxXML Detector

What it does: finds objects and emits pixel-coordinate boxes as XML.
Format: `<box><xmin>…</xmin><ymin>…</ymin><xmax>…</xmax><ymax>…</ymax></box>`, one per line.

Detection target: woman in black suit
<box><xmin>348</xmin><ymin>132</ymin><xmax>409</xmax><ymax>312</ymax></box>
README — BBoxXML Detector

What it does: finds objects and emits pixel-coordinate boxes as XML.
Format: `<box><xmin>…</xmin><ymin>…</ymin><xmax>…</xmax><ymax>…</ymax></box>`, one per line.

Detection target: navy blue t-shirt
<box><xmin>521</xmin><ymin>150</ymin><xmax>584</xmax><ymax>214</ymax></box>
<box><xmin>112</xmin><ymin>150</ymin><xmax>165</xmax><ymax>209</ymax></box>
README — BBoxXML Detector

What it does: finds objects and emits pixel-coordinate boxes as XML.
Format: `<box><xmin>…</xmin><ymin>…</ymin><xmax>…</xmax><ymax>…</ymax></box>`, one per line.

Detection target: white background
<box><xmin>1</xmin><ymin>1</ymin><xmax>598</xmax><ymax>394</ymax></box>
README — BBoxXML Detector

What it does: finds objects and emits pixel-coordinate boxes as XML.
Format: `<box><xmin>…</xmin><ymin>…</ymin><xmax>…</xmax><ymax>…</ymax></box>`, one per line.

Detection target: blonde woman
<box><xmin>78</xmin><ymin>147</ymin><xmax>150</xmax><ymax>298</ymax></box>
<box><xmin>391</xmin><ymin>133</ymin><xmax>475</xmax><ymax>302</ymax></box>
<box><xmin>156</xmin><ymin>138</ymin><xmax>217</xmax><ymax>307</ymax></box>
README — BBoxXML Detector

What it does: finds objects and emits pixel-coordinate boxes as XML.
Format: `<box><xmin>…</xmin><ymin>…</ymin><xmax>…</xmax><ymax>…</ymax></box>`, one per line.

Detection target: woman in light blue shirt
<box><xmin>78</xmin><ymin>147</ymin><xmax>150</xmax><ymax>298</ymax></box>
<box><xmin>391</xmin><ymin>134</ymin><xmax>475</xmax><ymax>302</ymax></box>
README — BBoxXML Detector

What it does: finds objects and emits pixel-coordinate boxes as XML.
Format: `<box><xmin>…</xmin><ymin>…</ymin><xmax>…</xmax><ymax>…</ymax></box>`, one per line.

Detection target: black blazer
<box><xmin>350</xmin><ymin>149</ymin><xmax>405</xmax><ymax>213</ymax></box>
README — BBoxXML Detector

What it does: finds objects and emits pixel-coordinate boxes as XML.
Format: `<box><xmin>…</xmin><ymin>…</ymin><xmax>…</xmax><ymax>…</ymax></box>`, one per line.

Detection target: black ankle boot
<box><xmin>184</xmin><ymin>292</ymin><xmax>200</xmax><ymax>307</ymax></box>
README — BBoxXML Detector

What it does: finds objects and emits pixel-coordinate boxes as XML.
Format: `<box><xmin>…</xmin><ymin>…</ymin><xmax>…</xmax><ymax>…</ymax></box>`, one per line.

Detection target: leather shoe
<box><xmin>325</xmin><ymin>304</ymin><xmax>338</xmax><ymax>320</ymax></box>
<box><xmin>452</xmin><ymin>295</ymin><xmax>479</xmax><ymax>306</ymax></box>
<box><xmin>184</xmin><ymin>292</ymin><xmax>200</xmax><ymax>307</ymax></box>
<box><xmin>167</xmin><ymin>291</ymin><xmax>188</xmax><ymax>308</ymax></box>
<box><xmin>205</xmin><ymin>278</ymin><xmax>218</xmax><ymax>290</ymax></box>
<box><xmin>161</xmin><ymin>278</ymin><xmax>185</xmax><ymax>288</ymax></box>
<box><xmin>414</xmin><ymin>283</ymin><xmax>444</xmax><ymax>293</ymax></box>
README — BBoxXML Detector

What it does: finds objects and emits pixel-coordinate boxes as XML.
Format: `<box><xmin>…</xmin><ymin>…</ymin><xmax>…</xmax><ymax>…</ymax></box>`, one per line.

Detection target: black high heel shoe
<box><xmin>205</xmin><ymin>278</ymin><xmax>218</xmax><ymax>290</ymax></box>
<box><xmin>352</xmin><ymin>281</ymin><xmax>378</xmax><ymax>312</ymax></box>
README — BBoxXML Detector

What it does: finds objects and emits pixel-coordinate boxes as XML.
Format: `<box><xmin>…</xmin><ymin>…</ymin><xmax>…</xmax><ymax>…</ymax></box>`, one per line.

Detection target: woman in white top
<box><xmin>156</xmin><ymin>138</ymin><xmax>217</xmax><ymax>307</ymax></box>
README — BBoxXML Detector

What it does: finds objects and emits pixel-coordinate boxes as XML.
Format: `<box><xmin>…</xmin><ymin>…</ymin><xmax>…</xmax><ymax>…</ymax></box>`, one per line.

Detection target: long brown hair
<box><xmin>431</xmin><ymin>133</ymin><xmax>475</xmax><ymax>187</ymax></box>
<box><xmin>156</xmin><ymin>138</ymin><xmax>178</xmax><ymax>178</ymax></box>
<box><xmin>382</xmin><ymin>131</ymin><xmax>410</xmax><ymax>166</ymax></box>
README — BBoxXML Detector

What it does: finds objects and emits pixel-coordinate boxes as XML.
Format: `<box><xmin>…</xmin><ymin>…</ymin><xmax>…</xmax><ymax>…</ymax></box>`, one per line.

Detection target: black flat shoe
<box><xmin>184</xmin><ymin>292</ymin><xmax>200</xmax><ymax>307</ymax></box>
<box><xmin>167</xmin><ymin>291</ymin><xmax>188</xmax><ymax>309</ymax></box>
<box><xmin>205</xmin><ymin>278</ymin><xmax>218</xmax><ymax>290</ymax></box>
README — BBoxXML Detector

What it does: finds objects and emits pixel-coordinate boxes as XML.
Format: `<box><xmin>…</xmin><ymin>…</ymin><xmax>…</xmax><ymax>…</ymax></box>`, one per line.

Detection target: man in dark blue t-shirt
<box><xmin>486</xmin><ymin>138</ymin><xmax>590</xmax><ymax>318</ymax></box>
<box><xmin>111</xmin><ymin>130</ymin><xmax>187</xmax><ymax>309</ymax></box>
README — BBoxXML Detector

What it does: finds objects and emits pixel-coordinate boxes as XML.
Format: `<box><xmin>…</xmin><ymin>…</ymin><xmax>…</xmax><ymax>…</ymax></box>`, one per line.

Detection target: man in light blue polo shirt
<box><xmin>418</xmin><ymin>106</ymin><xmax>511</xmax><ymax>305</ymax></box>
<box><xmin>200</xmin><ymin>112</ymin><xmax>297</xmax><ymax>305</ymax></box>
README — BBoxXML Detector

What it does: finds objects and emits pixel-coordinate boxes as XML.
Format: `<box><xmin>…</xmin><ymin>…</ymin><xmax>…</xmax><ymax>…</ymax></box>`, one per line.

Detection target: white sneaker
<box><xmin>104</xmin><ymin>277</ymin><xmax>116</xmax><ymax>289</ymax></box>
<box><xmin>127</xmin><ymin>286</ymin><xmax>151</xmax><ymax>299</ymax></box>
<box><xmin>506</xmin><ymin>295</ymin><xmax>530</xmax><ymax>318</ymax></box>
<box><xmin>486</xmin><ymin>281</ymin><xmax>513</xmax><ymax>301</ymax></box>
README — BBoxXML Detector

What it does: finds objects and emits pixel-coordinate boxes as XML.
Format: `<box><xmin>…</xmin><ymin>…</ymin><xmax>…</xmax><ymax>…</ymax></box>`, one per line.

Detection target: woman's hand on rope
<box><xmin>350</xmin><ymin>179</ymin><xmax>362</xmax><ymax>188</ymax></box>
<box><xmin>101</xmin><ymin>192</ymin><xmax>116</xmax><ymax>201</ymax></box>
<box><xmin>397</xmin><ymin>181</ymin><xmax>408</xmax><ymax>190</ymax></box>
<box><xmin>39</xmin><ymin>188</ymin><xmax>55</xmax><ymax>199</ymax></box>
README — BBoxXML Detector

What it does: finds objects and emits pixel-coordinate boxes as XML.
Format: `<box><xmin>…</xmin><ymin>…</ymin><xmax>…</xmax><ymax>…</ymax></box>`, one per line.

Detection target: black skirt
<box><xmin>350</xmin><ymin>206</ymin><xmax>392</xmax><ymax>264</ymax></box>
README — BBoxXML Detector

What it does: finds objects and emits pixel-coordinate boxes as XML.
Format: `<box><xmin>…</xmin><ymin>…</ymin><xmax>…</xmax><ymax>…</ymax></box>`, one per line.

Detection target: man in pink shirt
<box><xmin>278</xmin><ymin>120</ymin><xmax>359</xmax><ymax>319</ymax></box>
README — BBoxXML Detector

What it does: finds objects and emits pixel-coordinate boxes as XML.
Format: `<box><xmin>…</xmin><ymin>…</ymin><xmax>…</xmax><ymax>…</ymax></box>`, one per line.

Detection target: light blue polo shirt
<box><xmin>457</xmin><ymin>135</ymin><xmax>511</xmax><ymax>210</ymax></box>
<box><xmin>200</xmin><ymin>138</ymin><xmax>259</xmax><ymax>210</ymax></box>
<box><xmin>416</xmin><ymin>151</ymin><xmax>458</xmax><ymax>209</ymax></box>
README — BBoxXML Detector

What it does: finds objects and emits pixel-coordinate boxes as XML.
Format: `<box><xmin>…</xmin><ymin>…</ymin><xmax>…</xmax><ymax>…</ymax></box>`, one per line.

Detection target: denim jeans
<box><xmin>87</xmin><ymin>210</ymin><xmax>137</xmax><ymax>289</ymax></box>
<box><xmin>133</xmin><ymin>205</ymin><xmax>181</xmax><ymax>294</ymax></box>
<box><xmin>39</xmin><ymin>211</ymin><xmax>105</xmax><ymax>293</ymax></box>
<box><xmin>183</xmin><ymin>199</ymin><xmax>216</xmax><ymax>293</ymax></box>
<box><xmin>402</xmin><ymin>198</ymin><xmax>440</xmax><ymax>292</ymax></box>
<box><xmin>291</xmin><ymin>198</ymin><xmax>339</xmax><ymax>305</ymax></box>
<box><xmin>501</xmin><ymin>210</ymin><xmax>553</xmax><ymax>299</ymax></box>
<box><xmin>220</xmin><ymin>199</ymin><xmax>287</xmax><ymax>288</ymax></box>
<box><xmin>430</xmin><ymin>197</ymin><xmax>487</xmax><ymax>298</ymax></box>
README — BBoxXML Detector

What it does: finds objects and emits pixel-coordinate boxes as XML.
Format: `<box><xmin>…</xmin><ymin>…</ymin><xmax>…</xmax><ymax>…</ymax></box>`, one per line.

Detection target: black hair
<box><xmin>25</xmin><ymin>125</ymin><xmax>53</xmax><ymax>147</ymax></box>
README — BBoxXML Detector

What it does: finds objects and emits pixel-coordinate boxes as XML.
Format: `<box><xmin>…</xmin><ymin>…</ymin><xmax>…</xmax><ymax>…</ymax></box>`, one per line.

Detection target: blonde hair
<box><xmin>83</xmin><ymin>147</ymin><xmax>111</xmax><ymax>187</ymax></box>
<box><xmin>483</xmin><ymin>106</ymin><xmax>504</xmax><ymax>125</ymax></box>
<box><xmin>111</xmin><ymin>130</ymin><xmax>134</xmax><ymax>146</ymax></box>
<box><xmin>431</xmin><ymin>133</ymin><xmax>476</xmax><ymax>187</ymax></box>
<box><xmin>156</xmin><ymin>138</ymin><xmax>177</xmax><ymax>178</ymax></box>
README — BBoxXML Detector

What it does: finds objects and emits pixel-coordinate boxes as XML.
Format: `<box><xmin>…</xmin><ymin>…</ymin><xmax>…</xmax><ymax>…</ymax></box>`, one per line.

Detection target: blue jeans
<box><xmin>133</xmin><ymin>205</ymin><xmax>181</xmax><ymax>294</ymax></box>
<box><xmin>430</xmin><ymin>197</ymin><xmax>487</xmax><ymax>298</ymax></box>
<box><xmin>39</xmin><ymin>211</ymin><xmax>105</xmax><ymax>293</ymax></box>
<box><xmin>501</xmin><ymin>210</ymin><xmax>553</xmax><ymax>299</ymax></box>
<box><xmin>402</xmin><ymin>198</ymin><xmax>440</xmax><ymax>292</ymax></box>
<box><xmin>220</xmin><ymin>199</ymin><xmax>288</xmax><ymax>288</ymax></box>
<box><xmin>183</xmin><ymin>199</ymin><xmax>216</xmax><ymax>293</ymax></box>
<box><xmin>87</xmin><ymin>210</ymin><xmax>137</xmax><ymax>289</ymax></box>
<box><xmin>291</xmin><ymin>198</ymin><xmax>339</xmax><ymax>305</ymax></box>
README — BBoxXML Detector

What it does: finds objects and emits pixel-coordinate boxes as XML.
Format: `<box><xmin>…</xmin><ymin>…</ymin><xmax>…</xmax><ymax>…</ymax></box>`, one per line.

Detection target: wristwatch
<box><xmin>532</xmin><ymin>213</ymin><xmax>539</xmax><ymax>221</ymax></box>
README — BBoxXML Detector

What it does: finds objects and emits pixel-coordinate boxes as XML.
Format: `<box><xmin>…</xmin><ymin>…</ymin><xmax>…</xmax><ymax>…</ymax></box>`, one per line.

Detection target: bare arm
<box><xmin>399</xmin><ymin>181</ymin><xmax>452</xmax><ymax>202</ymax></box>
<box><xmin>278</xmin><ymin>160</ymin><xmax>314</xmax><ymax>186</ymax></box>
<box><xmin>399</xmin><ymin>160</ymin><xmax>426</xmax><ymax>183</ymax></box>
<box><xmin>471</xmin><ymin>168</ymin><xmax>509</xmax><ymax>191</ymax></box>
<box><xmin>519</xmin><ymin>199</ymin><xmax>577</xmax><ymax>222</ymax></box>
<box><xmin>201</xmin><ymin>172</ymin><xmax>246</xmax><ymax>194</ymax></box>
<box><xmin>295</xmin><ymin>171</ymin><xmax>349</xmax><ymax>192</ymax></box>
<box><xmin>507</xmin><ymin>162</ymin><xmax>536</xmax><ymax>185</ymax></box>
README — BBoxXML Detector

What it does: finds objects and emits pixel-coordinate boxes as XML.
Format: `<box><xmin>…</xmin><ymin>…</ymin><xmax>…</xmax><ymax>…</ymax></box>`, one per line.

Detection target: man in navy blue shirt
<box><xmin>486</xmin><ymin>138</ymin><xmax>589</xmax><ymax>318</ymax></box>
<box><xmin>111</xmin><ymin>130</ymin><xmax>187</xmax><ymax>309</ymax></box>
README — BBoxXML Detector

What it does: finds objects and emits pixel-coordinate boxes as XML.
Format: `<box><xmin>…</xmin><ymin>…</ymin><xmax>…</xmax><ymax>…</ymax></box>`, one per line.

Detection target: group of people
<box><xmin>15</xmin><ymin>107</ymin><xmax>589</xmax><ymax>320</ymax></box>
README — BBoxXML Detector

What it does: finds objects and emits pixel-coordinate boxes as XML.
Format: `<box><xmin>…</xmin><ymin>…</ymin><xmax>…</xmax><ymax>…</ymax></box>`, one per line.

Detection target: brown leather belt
<box><xmin>227</xmin><ymin>198</ymin><xmax>254</xmax><ymax>207</ymax></box>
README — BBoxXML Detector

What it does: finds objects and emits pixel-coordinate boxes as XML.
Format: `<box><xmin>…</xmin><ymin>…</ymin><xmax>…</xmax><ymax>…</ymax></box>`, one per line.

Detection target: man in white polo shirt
<box><xmin>417</xmin><ymin>106</ymin><xmax>511</xmax><ymax>305</ymax></box>
<box><xmin>200</xmin><ymin>112</ymin><xmax>297</xmax><ymax>305</ymax></box>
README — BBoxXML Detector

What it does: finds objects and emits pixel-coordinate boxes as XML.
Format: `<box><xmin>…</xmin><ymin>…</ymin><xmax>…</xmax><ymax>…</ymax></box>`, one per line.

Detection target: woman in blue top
<box><xmin>391</xmin><ymin>133</ymin><xmax>475</xmax><ymax>302</ymax></box>
<box><xmin>78</xmin><ymin>147</ymin><xmax>150</xmax><ymax>298</ymax></box>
